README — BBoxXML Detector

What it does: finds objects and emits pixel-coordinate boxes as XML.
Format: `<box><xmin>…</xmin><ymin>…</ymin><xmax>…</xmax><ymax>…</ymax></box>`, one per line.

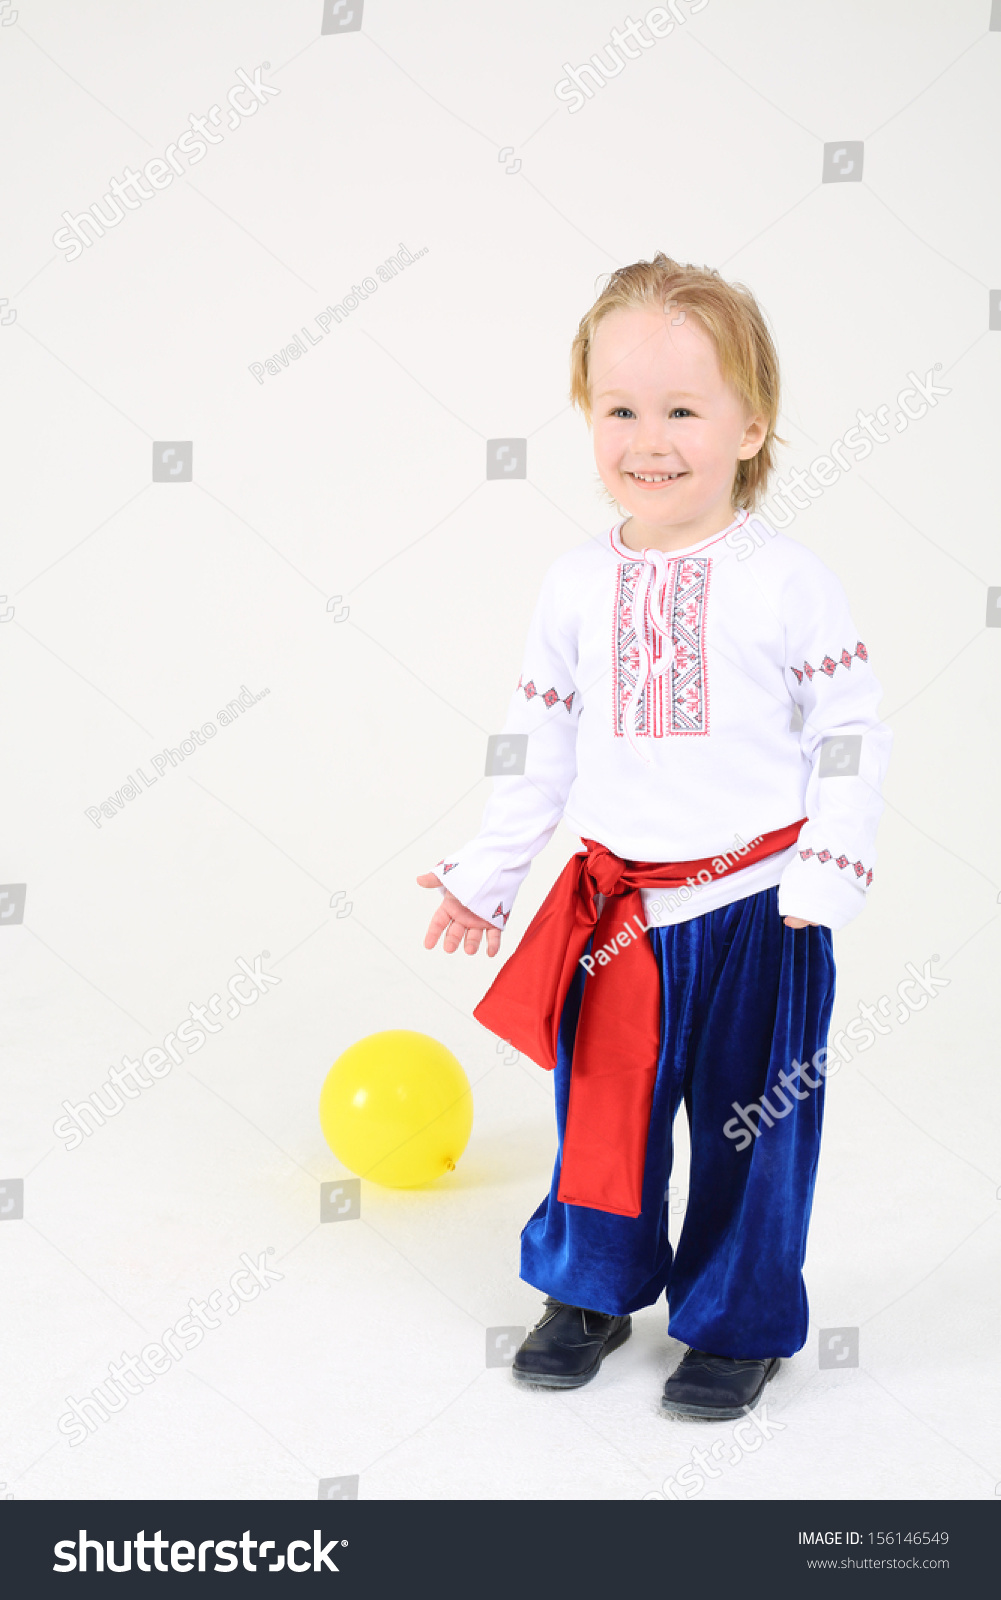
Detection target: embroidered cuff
<box><xmin>778</xmin><ymin>853</ymin><xmax>867</xmax><ymax>931</ymax></box>
<box><xmin>429</xmin><ymin>856</ymin><xmax>512</xmax><ymax>929</ymax></box>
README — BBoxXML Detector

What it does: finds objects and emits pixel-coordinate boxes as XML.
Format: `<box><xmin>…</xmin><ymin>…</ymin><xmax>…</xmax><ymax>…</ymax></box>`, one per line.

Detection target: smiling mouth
<box><xmin>626</xmin><ymin>471</ymin><xmax>688</xmax><ymax>485</ymax></box>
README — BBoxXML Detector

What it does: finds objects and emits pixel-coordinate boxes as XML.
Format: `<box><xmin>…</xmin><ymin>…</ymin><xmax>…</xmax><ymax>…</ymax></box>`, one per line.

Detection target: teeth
<box><xmin>630</xmin><ymin>472</ymin><xmax>681</xmax><ymax>482</ymax></box>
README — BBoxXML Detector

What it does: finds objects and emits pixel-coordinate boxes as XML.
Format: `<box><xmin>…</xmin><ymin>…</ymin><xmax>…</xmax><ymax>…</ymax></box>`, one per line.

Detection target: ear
<box><xmin>737</xmin><ymin>411</ymin><xmax>768</xmax><ymax>460</ymax></box>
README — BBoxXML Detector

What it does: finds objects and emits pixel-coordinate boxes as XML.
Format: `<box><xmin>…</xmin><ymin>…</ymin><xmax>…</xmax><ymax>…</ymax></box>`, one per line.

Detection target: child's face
<box><xmin>589</xmin><ymin>305</ymin><xmax>766</xmax><ymax>536</ymax></box>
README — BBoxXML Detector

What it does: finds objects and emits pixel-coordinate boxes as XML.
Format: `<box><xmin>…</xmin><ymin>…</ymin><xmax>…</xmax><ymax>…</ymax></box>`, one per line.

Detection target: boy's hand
<box><xmin>416</xmin><ymin>873</ymin><xmax>503</xmax><ymax>956</ymax></box>
<box><xmin>783</xmin><ymin>916</ymin><xmax>819</xmax><ymax>928</ymax></box>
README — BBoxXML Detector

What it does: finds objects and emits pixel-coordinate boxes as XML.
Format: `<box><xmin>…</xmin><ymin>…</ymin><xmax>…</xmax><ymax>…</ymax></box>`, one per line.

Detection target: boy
<box><xmin>417</xmin><ymin>254</ymin><xmax>891</xmax><ymax>1420</ymax></box>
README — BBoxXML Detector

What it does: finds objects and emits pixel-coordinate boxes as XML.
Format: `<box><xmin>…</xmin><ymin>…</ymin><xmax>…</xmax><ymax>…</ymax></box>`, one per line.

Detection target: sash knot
<box><xmin>584</xmin><ymin>838</ymin><xmax>631</xmax><ymax>897</ymax></box>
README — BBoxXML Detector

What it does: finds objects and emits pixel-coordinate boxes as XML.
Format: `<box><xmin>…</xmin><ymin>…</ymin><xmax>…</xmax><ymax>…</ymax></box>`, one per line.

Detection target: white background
<box><xmin>1</xmin><ymin>0</ymin><xmax>998</xmax><ymax>1501</ymax></box>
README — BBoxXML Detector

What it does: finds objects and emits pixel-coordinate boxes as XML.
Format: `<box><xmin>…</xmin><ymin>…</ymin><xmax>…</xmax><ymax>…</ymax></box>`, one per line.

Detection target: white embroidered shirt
<box><xmin>431</xmin><ymin>512</ymin><xmax>892</xmax><ymax>934</ymax></box>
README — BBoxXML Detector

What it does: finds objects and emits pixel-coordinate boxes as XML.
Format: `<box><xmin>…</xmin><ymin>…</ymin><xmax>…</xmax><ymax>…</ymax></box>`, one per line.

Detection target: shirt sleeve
<box><xmin>427</xmin><ymin>559</ymin><xmax>581</xmax><ymax>930</ymax></box>
<box><xmin>775</xmin><ymin>552</ymin><xmax>893</xmax><ymax>931</ymax></box>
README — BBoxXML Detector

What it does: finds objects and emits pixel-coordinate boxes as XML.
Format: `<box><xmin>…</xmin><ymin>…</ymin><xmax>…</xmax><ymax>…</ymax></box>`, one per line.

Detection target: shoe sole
<box><xmin>511</xmin><ymin>1319</ymin><xmax>632</xmax><ymax>1390</ymax></box>
<box><xmin>660</xmin><ymin>1356</ymin><xmax>781</xmax><ymax>1420</ymax></box>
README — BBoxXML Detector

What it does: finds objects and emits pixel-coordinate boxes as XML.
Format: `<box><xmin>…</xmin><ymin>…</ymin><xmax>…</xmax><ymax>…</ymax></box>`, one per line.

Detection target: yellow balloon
<box><xmin>319</xmin><ymin>1029</ymin><xmax>473</xmax><ymax>1189</ymax></box>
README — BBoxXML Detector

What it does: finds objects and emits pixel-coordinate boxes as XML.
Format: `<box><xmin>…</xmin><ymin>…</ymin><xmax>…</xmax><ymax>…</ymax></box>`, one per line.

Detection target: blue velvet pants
<box><xmin>519</xmin><ymin>886</ymin><xmax>837</xmax><ymax>1358</ymax></box>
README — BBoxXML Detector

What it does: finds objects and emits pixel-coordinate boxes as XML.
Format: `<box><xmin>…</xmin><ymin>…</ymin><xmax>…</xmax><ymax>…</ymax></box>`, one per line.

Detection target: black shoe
<box><xmin>660</xmin><ymin>1348</ymin><xmax>781</xmax><ymax>1419</ymax></box>
<box><xmin>511</xmin><ymin>1297</ymin><xmax>632</xmax><ymax>1389</ymax></box>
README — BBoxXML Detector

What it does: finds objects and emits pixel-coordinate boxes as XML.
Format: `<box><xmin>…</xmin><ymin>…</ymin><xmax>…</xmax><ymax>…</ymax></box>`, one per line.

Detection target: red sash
<box><xmin>473</xmin><ymin>819</ymin><xmax>806</xmax><ymax>1217</ymax></box>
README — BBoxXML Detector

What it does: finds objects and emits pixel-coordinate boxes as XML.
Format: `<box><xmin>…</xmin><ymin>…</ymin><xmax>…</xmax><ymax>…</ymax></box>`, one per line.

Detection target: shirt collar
<box><xmin>608</xmin><ymin>508</ymin><xmax>750</xmax><ymax>561</ymax></box>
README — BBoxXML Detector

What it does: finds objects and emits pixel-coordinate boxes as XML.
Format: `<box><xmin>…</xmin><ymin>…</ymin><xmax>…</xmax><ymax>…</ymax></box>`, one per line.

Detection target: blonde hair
<box><xmin>569</xmin><ymin>252</ymin><xmax>785</xmax><ymax>512</ymax></box>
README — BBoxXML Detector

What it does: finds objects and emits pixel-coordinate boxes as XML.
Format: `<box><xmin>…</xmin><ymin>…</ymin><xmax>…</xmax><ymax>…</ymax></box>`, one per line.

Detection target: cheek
<box><xmin>593</xmin><ymin>425</ymin><xmax>623</xmax><ymax>470</ymax></box>
<box><xmin>681</xmin><ymin>427</ymin><xmax>730</xmax><ymax>471</ymax></box>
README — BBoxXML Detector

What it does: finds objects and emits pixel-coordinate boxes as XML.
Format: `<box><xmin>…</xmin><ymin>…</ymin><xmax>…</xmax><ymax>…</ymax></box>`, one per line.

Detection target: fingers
<box><xmin>423</xmin><ymin>894</ymin><xmax>504</xmax><ymax>957</ymax></box>
<box><xmin>459</xmin><ymin>923</ymin><xmax>503</xmax><ymax>956</ymax></box>
<box><xmin>451</xmin><ymin>923</ymin><xmax>492</xmax><ymax>955</ymax></box>
<box><xmin>423</xmin><ymin>904</ymin><xmax>455</xmax><ymax>950</ymax></box>
<box><xmin>460</xmin><ymin>924</ymin><xmax>503</xmax><ymax>956</ymax></box>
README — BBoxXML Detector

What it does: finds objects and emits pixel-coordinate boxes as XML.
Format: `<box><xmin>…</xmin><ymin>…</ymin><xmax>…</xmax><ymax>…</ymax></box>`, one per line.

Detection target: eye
<box><xmin>608</xmin><ymin>406</ymin><xmax>694</xmax><ymax>419</ymax></box>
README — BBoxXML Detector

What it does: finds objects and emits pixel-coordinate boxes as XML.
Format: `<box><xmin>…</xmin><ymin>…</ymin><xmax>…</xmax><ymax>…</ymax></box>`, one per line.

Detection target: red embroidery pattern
<box><xmin>613</xmin><ymin>556</ymin><xmax>710</xmax><ymax>738</ymax></box>
<box><xmin>516</xmin><ymin>676</ymin><xmax>575</xmax><ymax>713</ymax></box>
<box><xmin>799</xmin><ymin>847</ymin><xmax>873</xmax><ymax>888</ymax></box>
<box><xmin>492</xmin><ymin>902</ymin><xmax>510</xmax><ymax>925</ymax></box>
<box><xmin>790</xmin><ymin>641</ymin><xmax>867</xmax><ymax>684</ymax></box>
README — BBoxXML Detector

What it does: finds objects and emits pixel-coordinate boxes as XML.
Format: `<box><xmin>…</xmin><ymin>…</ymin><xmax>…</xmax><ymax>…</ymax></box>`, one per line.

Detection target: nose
<box><xmin>628</xmin><ymin>416</ymin><xmax>675</xmax><ymax>460</ymax></box>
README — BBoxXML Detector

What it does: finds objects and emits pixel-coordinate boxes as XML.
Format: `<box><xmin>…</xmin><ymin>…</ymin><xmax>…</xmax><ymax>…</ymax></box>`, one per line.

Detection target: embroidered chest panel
<box><xmin>612</xmin><ymin>556</ymin><xmax>711</xmax><ymax>738</ymax></box>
